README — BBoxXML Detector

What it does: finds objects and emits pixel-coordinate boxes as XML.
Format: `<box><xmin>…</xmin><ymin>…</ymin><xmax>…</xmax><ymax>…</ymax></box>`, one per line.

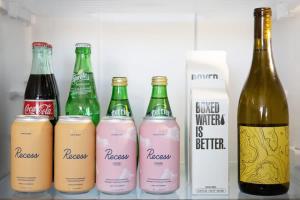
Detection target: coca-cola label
<box><xmin>23</xmin><ymin>100</ymin><xmax>55</xmax><ymax>119</ymax></box>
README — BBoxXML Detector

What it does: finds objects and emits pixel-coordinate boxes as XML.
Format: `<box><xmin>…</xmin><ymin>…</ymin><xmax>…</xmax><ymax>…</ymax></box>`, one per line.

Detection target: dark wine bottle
<box><xmin>238</xmin><ymin>7</ymin><xmax>289</xmax><ymax>195</ymax></box>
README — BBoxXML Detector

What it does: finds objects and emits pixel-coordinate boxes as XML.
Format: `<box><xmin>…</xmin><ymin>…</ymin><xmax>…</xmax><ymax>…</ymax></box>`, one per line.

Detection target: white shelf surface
<box><xmin>1</xmin><ymin>164</ymin><xmax>300</xmax><ymax>199</ymax></box>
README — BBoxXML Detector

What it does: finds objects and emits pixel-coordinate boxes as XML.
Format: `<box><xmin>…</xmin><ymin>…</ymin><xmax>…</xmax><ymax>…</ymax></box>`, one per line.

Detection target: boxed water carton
<box><xmin>186</xmin><ymin>51</ymin><xmax>229</xmax><ymax>195</ymax></box>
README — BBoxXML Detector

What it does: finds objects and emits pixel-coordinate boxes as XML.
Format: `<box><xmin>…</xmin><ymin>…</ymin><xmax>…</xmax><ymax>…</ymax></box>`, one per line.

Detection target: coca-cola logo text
<box><xmin>23</xmin><ymin>100</ymin><xmax>54</xmax><ymax>118</ymax></box>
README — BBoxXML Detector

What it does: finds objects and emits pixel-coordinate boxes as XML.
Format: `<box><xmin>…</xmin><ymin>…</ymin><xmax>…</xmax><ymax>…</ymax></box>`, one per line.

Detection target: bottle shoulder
<box><xmin>146</xmin><ymin>97</ymin><xmax>173</xmax><ymax>117</ymax></box>
<box><xmin>106</xmin><ymin>99</ymin><xmax>132</xmax><ymax>117</ymax></box>
<box><xmin>25</xmin><ymin>74</ymin><xmax>56</xmax><ymax>99</ymax></box>
<box><xmin>238</xmin><ymin>73</ymin><xmax>288</xmax><ymax>125</ymax></box>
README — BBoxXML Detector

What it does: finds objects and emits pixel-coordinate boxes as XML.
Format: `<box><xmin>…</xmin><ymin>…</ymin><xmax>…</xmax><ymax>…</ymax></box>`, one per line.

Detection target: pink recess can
<box><xmin>96</xmin><ymin>117</ymin><xmax>137</xmax><ymax>194</ymax></box>
<box><xmin>139</xmin><ymin>117</ymin><xmax>180</xmax><ymax>194</ymax></box>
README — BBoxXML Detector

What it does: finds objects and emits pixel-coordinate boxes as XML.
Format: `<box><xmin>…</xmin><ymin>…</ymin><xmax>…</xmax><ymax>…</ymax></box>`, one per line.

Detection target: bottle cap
<box><xmin>32</xmin><ymin>42</ymin><xmax>48</xmax><ymax>48</ymax></box>
<box><xmin>152</xmin><ymin>76</ymin><xmax>167</xmax><ymax>85</ymax></box>
<box><xmin>112</xmin><ymin>77</ymin><xmax>127</xmax><ymax>86</ymax></box>
<box><xmin>254</xmin><ymin>7</ymin><xmax>272</xmax><ymax>17</ymax></box>
<box><xmin>46</xmin><ymin>43</ymin><xmax>52</xmax><ymax>49</ymax></box>
<box><xmin>75</xmin><ymin>43</ymin><xmax>91</xmax><ymax>48</ymax></box>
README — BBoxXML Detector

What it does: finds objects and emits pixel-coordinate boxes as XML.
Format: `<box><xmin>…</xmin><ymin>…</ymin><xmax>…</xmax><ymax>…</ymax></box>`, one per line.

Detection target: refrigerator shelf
<box><xmin>1</xmin><ymin>163</ymin><xmax>299</xmax><ymax>199</ymax></box>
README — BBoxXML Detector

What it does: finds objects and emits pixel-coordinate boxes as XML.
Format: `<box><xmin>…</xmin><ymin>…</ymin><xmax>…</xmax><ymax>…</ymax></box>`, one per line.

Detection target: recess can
<box><xmin>139</xmin><ymin>117</ymin><xmax>180</xmax><ymax>194</ymax></box>
<box><xmin>96</xmin><ymin>117</ymin><xmax>137</xmax><ymax>194</ymax></box>
<box><xmin>11</xmin><ymin>115</ymin><xmax>53</xmax><ymax>192</ymax></box>
<box><xmin>54</xmin><ymin>116</ymin><xmax>95</xmax><ymax>193</ymax></box>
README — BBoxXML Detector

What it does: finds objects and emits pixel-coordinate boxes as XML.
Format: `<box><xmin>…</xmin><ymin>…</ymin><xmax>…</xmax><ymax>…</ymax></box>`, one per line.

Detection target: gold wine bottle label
<box><xmin>239</xmin><ymin>126</ymin><xmax>289</xmax><ymax>184</ymax></box>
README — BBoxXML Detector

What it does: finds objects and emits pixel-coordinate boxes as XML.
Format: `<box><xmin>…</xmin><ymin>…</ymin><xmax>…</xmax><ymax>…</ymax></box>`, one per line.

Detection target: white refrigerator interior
<box><xmin>1</xmin><ymin>0</ymin><xmax>300</xmax><ymax>199</ymax></box>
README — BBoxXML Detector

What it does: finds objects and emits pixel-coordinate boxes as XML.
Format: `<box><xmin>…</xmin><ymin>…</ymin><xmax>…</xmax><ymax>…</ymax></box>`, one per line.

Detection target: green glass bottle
<box><xmin>146</xmin><ymin>76</ymin><xmax>173</xmax><ymax>117</ymax></box>
<box><xmin>65</xmin><ymin>43</ymin><xmax>100</xmax><ymax>125</ymax></box>
<box><xmin>107</xmin><ymin>77</ymin><xmax>132</xmax><ymax>117</ymax></box>
<box><xmin>238</xmin><ymin>8</ymin><xmax>289</xmax><ymax>195</ymax></box>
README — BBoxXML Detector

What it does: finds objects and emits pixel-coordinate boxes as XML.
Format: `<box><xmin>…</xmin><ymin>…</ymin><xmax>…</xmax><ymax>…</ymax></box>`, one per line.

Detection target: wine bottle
<box><xmin>238</xmin><ymin>7</ymin><xmax>289</xmax><ymax>195</ymax></box>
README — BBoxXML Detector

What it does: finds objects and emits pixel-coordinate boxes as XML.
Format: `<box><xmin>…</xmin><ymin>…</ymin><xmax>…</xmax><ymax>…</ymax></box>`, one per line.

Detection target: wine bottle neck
<box><xmin>31</xmin><ymin>47</ymin><xmax>51</xmax><ymax>74</ymax></box>
<box><xmin>254</xmin><ymin>15</ymin><xmax>272</xmax><ymax>50</ymax></box>
<box><xmin>251</xmin><ymin>14</ymin><xmax>276</xmax><ymax>75</ymax></box>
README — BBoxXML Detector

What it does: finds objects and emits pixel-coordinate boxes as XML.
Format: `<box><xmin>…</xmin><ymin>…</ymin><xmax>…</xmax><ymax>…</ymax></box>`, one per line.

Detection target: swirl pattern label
<box><xmin>239</xmin><ymin>126</ymin><xmax>289</xmax><ymax>184</ymax></box>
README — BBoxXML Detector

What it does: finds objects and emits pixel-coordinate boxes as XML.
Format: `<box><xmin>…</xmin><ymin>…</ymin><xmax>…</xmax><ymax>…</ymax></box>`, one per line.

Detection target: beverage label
<box><xmin>70</xmin><ymin>72</ymin><xmax>94</xmax><ymax>96</ymax></box>
<box><xmin>23</xmin><ymin>100</ymin><xmax>55</xmax><ymax>119</ymax></box>
<box><xmin>149</xmin><ymin>104</ymin><xmax>171</xmax><ymax>117</ymax></box>
<box><xmin>96</xmin><ymin>119</ymin><xmax>137</xmax><ymax>194</ymax></box>
<box><xmin>190</xmin><ymin>90</ymin><xmax>228</xmax><ymax>195</ymax></box>
<box><xmin>111</xmin><ymin>104</ymin><xmax>131</xmax><ymax>117</ymax></box>
<box><xmin>239</xmin><ymin>126</ymin><xmax>289</xmax><ymax>184</ymax></box>
<box><xmin>139</xmin><ymin>119</ymin><xmax>180</xmax><ymax>193</ymax></box>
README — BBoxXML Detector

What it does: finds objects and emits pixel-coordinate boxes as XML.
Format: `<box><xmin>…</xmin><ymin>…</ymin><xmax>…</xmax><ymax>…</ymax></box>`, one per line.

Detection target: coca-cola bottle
<box><xmin>46</xmin><ymin>43</ymin><xmax>60</xmax><ymax>120</ymax></box>
<box><xmin>23</xmin><ymin>42</ymin><xmax>60</xmax><ymax>125</ymax></box>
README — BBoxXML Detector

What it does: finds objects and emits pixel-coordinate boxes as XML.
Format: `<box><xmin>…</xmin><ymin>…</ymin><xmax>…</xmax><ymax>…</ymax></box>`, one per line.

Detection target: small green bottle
<box><xmin>146</xmin><ymin>76</ymin><xmax>173</xmax><ymax>117</ymax></box>
<box><xmin>65</xmin><ymin>43</ymin><xmax>100</xmax><ymax>125</ymax></box>
<box><xmin>107</xmin><ymin>77</ymin><xmax>132</xmax><ymax>117</ymax></box>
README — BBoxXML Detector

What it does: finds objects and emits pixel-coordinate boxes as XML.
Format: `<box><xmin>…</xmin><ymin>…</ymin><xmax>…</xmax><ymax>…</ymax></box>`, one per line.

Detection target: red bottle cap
<box><xmin>46</xmin><ymin>43</ymin><xmax>52</xmax><ymax>49</ymax></box>
<box><xmin>32</xmin><ymin>42</ymin><xmax>48</xmax><ymax>47</ymax></box>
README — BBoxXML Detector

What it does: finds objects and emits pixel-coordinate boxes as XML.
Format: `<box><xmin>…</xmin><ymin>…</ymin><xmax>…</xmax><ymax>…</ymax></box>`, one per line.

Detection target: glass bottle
<box><xmin>238</xmin><ymin>7</ymin><xmax>289</xmax><ymax>195</ymax></box>
<box><xmin>65</xmin><ymin>43</ymin><xmax>100</xmax><ymax>125</ymax></box>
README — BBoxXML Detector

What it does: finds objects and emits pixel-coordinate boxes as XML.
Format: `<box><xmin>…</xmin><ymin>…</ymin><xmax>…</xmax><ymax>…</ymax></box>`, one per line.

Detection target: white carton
<box><xmin>186</xmin><ymin>51</ymin><xmax>229</xmax><ymax>195</ymax></box>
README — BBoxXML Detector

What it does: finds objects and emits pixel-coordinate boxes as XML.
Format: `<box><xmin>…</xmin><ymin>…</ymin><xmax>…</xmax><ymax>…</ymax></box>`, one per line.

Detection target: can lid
<box><xmin>32</xmin><ymin>42</ymin><xmax>48</xmax><ymax>48</ymax></box>
<box><xmin>59</xmin><ymin>115</ymin><xmax>92</xmax><ymax>122</ymax></box>
<box><xmin>16</xmin><ymin>115</ymin><xmax>49</xmax><ymax>121</ymax></box>
<box><xmin>144</xmin><ymin>116</ymin><xmax>175</xmax><ymax>121</ymax></box>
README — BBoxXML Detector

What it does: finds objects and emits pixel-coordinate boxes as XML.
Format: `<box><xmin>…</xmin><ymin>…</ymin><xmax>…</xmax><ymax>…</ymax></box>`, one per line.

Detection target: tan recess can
<box><xmin>54</xmin><ymin>115</ymin><xmax>95</xmax><ymax>193</ymax></box>
<box><xmin>11</xmin><ymin>115</ymin><xmax>53</xmax><ymax>192</ymax></box>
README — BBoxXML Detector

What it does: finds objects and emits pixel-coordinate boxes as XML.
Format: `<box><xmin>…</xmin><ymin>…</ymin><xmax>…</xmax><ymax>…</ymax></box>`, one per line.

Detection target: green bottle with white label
<box><xmin>146</xmin><ymin>76</ymin><xmax>173</xmax><ymax>117</ymax></box>
<box><xmin>65</xmin><ymin>43</ymin><xmax>100</xmax><ymax>125</ymax></box>
<box><xmin>106</xmin><ymin>77</ymin><xmax>132</xmax><ymax>117</ymax></box>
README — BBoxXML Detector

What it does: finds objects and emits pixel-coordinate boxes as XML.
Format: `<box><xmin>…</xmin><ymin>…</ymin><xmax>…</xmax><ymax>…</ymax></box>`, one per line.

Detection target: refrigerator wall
<box><xmin>0</xmin><ymin>14</ymin><xmax>31</xmax><ymax>178</ymax></box>
<box><xmin>1</xmin><ymin>0</ymin><xmax>300</xmax><ymax>179</ymax></box>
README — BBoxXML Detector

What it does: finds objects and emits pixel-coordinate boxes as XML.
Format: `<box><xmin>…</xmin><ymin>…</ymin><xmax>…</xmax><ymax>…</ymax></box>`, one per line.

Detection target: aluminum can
<box><xmin>11</xmin><ymin>115</ymin><xmax>52</xmax><ymax>192</ymax></box>
<box><xmin>139</xmin><ymin>117</ymin><xmax>180</xmax><ymax>194</ymax></box>
<box><xmin>54</xmin><ymin>115</ymin><xmax>95</xmax><ymax>193</ymax></box>
<box><xmin>96</xmin><ymin>117</ymin><xmax>137</xmax><ymax>194</ymax></box>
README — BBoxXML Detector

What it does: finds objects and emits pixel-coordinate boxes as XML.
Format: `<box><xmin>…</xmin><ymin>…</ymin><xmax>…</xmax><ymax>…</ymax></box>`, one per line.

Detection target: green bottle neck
<box><xmin>251</xmin><ymin>15</ymin><xmax>276</xmax><ymax>76</ymax></box>
<box><xmin>111</xmin><ymin>86</ymin><xmax>128</xmax><ymax>100</ymax></box>
<box><xmin>107</xmin><ymin>86</ymin><xmax>132</xmax><ymax>117</ymax></box>
<box><xmin>31</xmin><ymin>47</ymin><xmax>51</xmax><ymax>74</ymax></box>
<box><xmin>146</xmin><ymin>85</ymin><xmax>172</xmax><ymax>117</ymax></box>
<box><xmin>74</xmin><ymin>50</ymin><xmax>92</xmax><ymax>73</ymax></box>
<box><xmin>151</xmin><ymin>85</ymin><xmax>168</xmax><ymax>98</ymax></box>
